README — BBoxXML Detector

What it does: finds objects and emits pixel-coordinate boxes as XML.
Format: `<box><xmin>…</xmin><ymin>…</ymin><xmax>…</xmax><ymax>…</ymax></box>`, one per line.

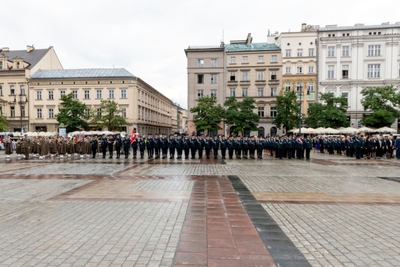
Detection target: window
<box><xmin>230</xmin><ymin>88</ymin><xmax>236</xmax><ymax>97</ymax></box>
<box><xmin>198</xmin><ymin>59</ymin><xmax>204</xmax><ymax>67</ymax></box>
<box><xmin>210</xmin><ymin>89</ymin><xmax>217</xmax><ymax>98</ymax></box>
<box><xmin>16</xmin><ymin>62</ymin><xmax>20</xmax><ymax>69</ymax></box>
<box><xmin>270</xmin><ymin>71</ymin><xmax>277</xmax><ymax>80</ymax></box>
<box><xmin>328</xmin><ymin>46</ymin><xmax>335</xmax><ymax>57</ymax></box>
<box><xmin>0</xmin><ymin>85</ymin><xmax>2</xmax><ymax>95</ymax></box>
<box><xmin>242</xmin><ymin>88</ymin><xmax>248</xmax><ymax>97</ymax></box>
<box><xmin>257</xmin><ymin>88</ymin><xmax>264</xmax><ymax>96</ymax></box>
<box><xmin>342</xmin><ymin>46</ymin><xmax>350</xmax><ymax>57</ymax></box>
<box><xmin>121</xmin><ymin>89</ymin><xmax>127</xmax><ymax>99</ymax></box>
<box><xmin>296</xmin><ymin>82</ymin><xmax>303</xmax><ymax>92</ymax></box>
<box><xmin>341</xmin><ymin>92</ymin><xmax>349</xmax><ymax>105</ymax></box>
<box><xmin>297</xmin><ymin>67</ymin><xmax>302</xmax><ymax>73</ymax></box>
<box><xmin>121</xmin><ymin>108</ymin><xmax>127</xmax><ymax>118</ymax></box>
<box><xmin>367</xmin><ymin>64</ymin><xmax>380</xmax><ymax>78</ymax></box>
<box><xmin>309</xmin><ymin>49</ymin><xmax>314</xmax><ymax>56</ymax></box>
<box><xmin>308</xmin><ymin>82</ymin><xmax>314</xmax><ymax>92</ymax></box>
<box><xmin>10</xmin><ymin>106</ymin><xmax>15</xmax><ymax>117</ymax></box>
<box><xmin>37</xmin><ymin>108</ymin><xmax>42</xmax><ymax>119</ymax></box>
<box><xmin>271</xmin><ymin>88</ymin><xmax>277</xmax><ymax>96</ymax></box>
<box><xmin>242</xmin><ymin>56</ymin><xmax>248</xmax><ymax>63</ymax></box>
<box><xmin>0</xmin><ymin>61</ymin><xmax>2</xmax><ymax>69</ymax></box>
<box><xmin>342</xmin><ymin>65</ymin><xmax>349</xmax><ymax>79</ymax></box>
<box><xmin>285</xmin><ymin>49</ymin><xmax>291</xmax><ymax>57</ymax></box>
<box><xmin>20</xmin><ymin>85</ymin><xmax>25</xmax><ymax>95</ymax></box>
<box><xmin>210</xmin><ymin>74</ymin><xmax>217</xmax><ymax>84</ymax></box>
<box><xmin>108</xmin><ymin>90</ymin><xmax>114</xmax><ymax>99</ymax></box>
<box><xmin>10</xmin><ymin>85</ymin><xmax>15</xmax><ymax>96</ymax></box>
<box><xmin>49</xmin><ymin>108</ymin><xmax>54</xmax><ymax>119</ymax></box>
<box><xmin>285</xmin><ymin>82</ymin><xmax>291</xmax><ymax>91</ymax></box>
<box><xmin>328</xmin><ymin>65</ymin><xmax>335</xmax><ymax>79</ymax></box>
<box><xmin>230</xmin><ymin>57</ymin><xmax>236</xmax><ymax>64</ymax></box>
<box><xmin>271</xmin><ymin>55</ymin><xmax>277</xmax><ymax>62</ymax></box>
<box><xmin>368</xmin><ymin>45</ymin><xmax>381</xmax><ymax>56</ymax></box>
<box><xmin>297</xmin><ymin>49</ymin><xmax>303</xmax><ymax>57</ymax></box>
<box><xmin>257</xmin><ymin>72</ymin><xmax>264</xmax><ymax>80</ymax></box>
<box><xmin>96</xmin><ymin>108</ymin><xmax>102</xmax><ymax>117</ymax></box>
<box><xmin>242</xmin><ymin>72</ymin><xmax>249</xmax><ymax>81</ymax></box>
<box><xmin>84</xmin><ymin>108</ymin><xmax>89</xmax><ymax>117</ymax></box>
<box><xmin>309</xmin><ymin>66</ymin><xmax>314</xmax><ymax>73</ymax></box>
<box><xmin>197</xmin><ymin>74</ymin><xmax>204</xmax><ymax>84</ymax></box>
<box><xmin>258</xmin><ymin>55</ymin><xmax>264</xmax><ymax>62</ymax></box>
<box><xmin>96</xmin><ymin>90</ymin><xmax>102</xmax><ymax>99</ymax></box>
<box><xmin>211</xmin><ymin>59</ymin><xmax>217</xmax><ymax>67</ymax></box>
<box><xmin>197</xmin><ymin>89</ymin><xmax>204</xmax><ymax>99</ymax></box>
<box><xmin>229</xmin><ymin>72</ymin><xmax>236</xmax><ymax>81</ymax></box>
<box><xmin>270</xmin><ymin>107</ymin><xmax>277</xmax><ymax>117</ymax></box>
<box><xmin>258</xmin><ymin>107</ymin><xmax>264</xmax><ymax>117</ymax></box>
<box><xmin>21</xmin><ymin>106</ymin><xmax>25</xmax><ymax>117</ymax></box>
<box><xmin>285</xmin><ymin>67</ymin><xmax>291</xmax><ymax>74</ymax></box>
<box><xmin>36</xmin><ymin>91</ymin><xmax>42</xmax><ymax>100</ymax></box>
<box><xmin>60</xmin><ymin>90</ymin><xmax>66</xmax><ymax>99</ymax></box>
<box><xmin>84</xmin><ymin>90</ymin><xmax>89</xmax><ymax>99</ymax></box>
<box><xmin>48</xmin><ymin>90</ymin><xmax>54</xmax><ymax>100</ymax></box>
<box><xmin>72</xmin><ymin>90</ymin><xmax>77</xmax><ymax>99</ymax></box>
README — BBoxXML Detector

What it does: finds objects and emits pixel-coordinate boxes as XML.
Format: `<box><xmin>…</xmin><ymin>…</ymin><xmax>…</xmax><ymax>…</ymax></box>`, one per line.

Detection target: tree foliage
<box><xmin>224</xmin><ymin>97</ymin><xmax>259</xmax><ymax>135</ymax></box>
<box><xmin>361</xmin><ymin>85</ymin><xmax>400</xmax><ymax>128</ymax></box>
<box><xmin>0</xmin><ymin>111</ymin><xmax>8</xmax><ymax>132</ymax></box>
<box><xmin>189</xmin><ymin>96</ymin><xmax>224</xmax><ymax>134</ymax></box>
<box><xmin>273</xmin><ymin>90</ymin><xmax>300</xmax><ymax>132</ymax></box>
<box><xmin>91</xmin><ymin>100</ymin><xmax>128</xmax><ymax>131</ymax></box>
<box><xmin>56</xmin><ymin>93</ymin><xmax>89</xmax><ymax>132</ymax></box>
<box><xmin>305</xmin><ymin>93</ymin><xmax>349</xmax><ymax>128</ymax></box>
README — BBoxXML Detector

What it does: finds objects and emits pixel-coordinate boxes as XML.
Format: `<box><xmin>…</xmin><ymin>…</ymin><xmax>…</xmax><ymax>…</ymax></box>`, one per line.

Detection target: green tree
<box><xmin>0</xmin><ymin>111</ymin><xmax>8</xmax><ymax>132</ymax></box>
<box><xmin>190</xmin><ymin>96</ymin><xmax>224</xmax><ymax>135</ymax></box>
<box><xmin>273</xmin><ymin>90</ymin><xmax>299</xmax><ymax>133</ymax></box>
<box><xmin>224</xmin><ymin>97</ymin><xmax>259</xmax><ymax>135</ymax></box>
<box><xmin>91</xmin><ymin>100</ymin><xmax>128</xmax><ymax>131</ymax></box>
<box><xmin>56</xmin><ymin>93</ymin><xmax>89</xmax><ymax>132</ymax></box>
<box><xmin>361</xmin><ymin>85</ymin><xmax>400</xmax><ymax>128</ymax></box>
<box><xmin>305</xmin><ymin>93</ymin><xmax>349</xmax><ymax>128</ymax></box>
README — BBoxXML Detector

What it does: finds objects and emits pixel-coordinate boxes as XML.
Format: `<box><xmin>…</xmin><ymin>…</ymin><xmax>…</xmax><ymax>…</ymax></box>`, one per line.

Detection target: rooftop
<box><xmin>0</xmin><ymin>47</ymin><xmax>52</xmax><ymax>69</ymax></box>
<box><xmin>30</xmin><ymin>68</ymin><xmax>135</xmax><ymax>79</ymax></box>
<box><xmin>318</xmin><ymin>22</ymin><xmax>400</xmax><ymax>32</ymax></box>
<box><xmin>225</xmin><ymin>42</ymin><xmax>280</xmax><ymax>52</ymax></box>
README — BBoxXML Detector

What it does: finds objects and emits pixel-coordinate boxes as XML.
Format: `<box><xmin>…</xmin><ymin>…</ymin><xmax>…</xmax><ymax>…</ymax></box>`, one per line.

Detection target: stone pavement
<box><xmin>0</xmin><ymin>151</ymin><xmax>399</xmax><ymax>267</ymax></box>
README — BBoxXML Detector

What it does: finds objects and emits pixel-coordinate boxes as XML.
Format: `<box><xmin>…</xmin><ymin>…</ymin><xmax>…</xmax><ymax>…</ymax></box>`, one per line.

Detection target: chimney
<box><xmin>246</xmin><ymin>33</ymin><xmax>252</xmax><ymax>45</ymax></box>
<box><xmin>1</xmin><ymin>47</ymin><xmax>9</xmax><ymax>52</ymax></box>
<box><xmin>27</xmin><ymin>45</ymin><xmax>34</xmax><ymax>52</ymax></box>
<box><xmin>301</xmin><ymin>23</ymin><xmax>307</xmax><ymax>31</ymax></box>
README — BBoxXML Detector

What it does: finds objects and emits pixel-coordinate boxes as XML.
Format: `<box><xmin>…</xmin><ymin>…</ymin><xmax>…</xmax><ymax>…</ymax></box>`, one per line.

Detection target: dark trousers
<box><xmin>177</xmin><ymin>148</ymin><xmax>183</xmax><ymax>158</ymax></box>
<box><xmin>278</xmin><ymin>148</ymin><xmax>283</xmax><ymax>159</ymax></box>
<box><xmin>162</xmin><ymin>147</ymin><xmax>168</xmax><ymax>158</ymax></box>
<box><xmin>249</xmin><ymin>149</ymin><xmax>255</xmax><ymax>159</ymax></box>
<box><xmin>140</xmin><ymin>149</ymin><xmax>145</xmax><ymax>158</ymax></box>
<box><xmin>124</xmin><ymin>148</ymin><xmax>129</xmax><ymax>158</ymax></box>
<box><xmin>190</xmin><ymin>148</ymin><xmax>196</xmax><ymax>159</ymax></box>
<box><xmin>198</xmin><ymin>148</ymin><xmax>203</xmax><ymax>158</ymax></box>
<box><xmin>205</xmin><ymin>148</ymin><xmax>211</xmax><ymax>159</ymax></box>
<box><xmin>92</xmin><ymin>148</ymin><xmax>97</xmax><ymax>158</ymax></box>
<box><xmin>108</xmin><ymin>146</ymin><xmax>113</xmax><ymax>158</ymax></box>
<box><xmin>102</xmin><ymin>146</ymin><xmax>107</xmax><ymax>158</ymax></box>
<box><xmin>213</xmin><ymin>148</ymin><xmax>218</xmax><ymax>159</ymax></box>
<box><xmin>147</xmin><ymin>148</ymin><xmax>153</xmax><ymax>158</ymax></box>
<box><xmin>116</xmin><ymin>148</ymin><xmax>121</xmax><ymax>158</ymax></box>
<box><xmin>287</xmin><ymin>148</ymin><xmax>292</xmax><ymax>159</ymax></box>
<box><xmin>221</xmin><ymin>148</ymin><xmax>226</xmax><ymax>159</ymax></box>
<box><xmin>350</xmin><ymin>147</ymin><xmax>355</xmax><ymax>157</ymax></box>
<box><xmin>257</xmin><ymin>148</ymin><xmax>263</xmax><ymax>159</ymax></box>
<box><xmin>305</xmin><ymin>148</ymin><xmax>311</xmax><ymax>159</ymax></box>
<box><xmin>242</xmin><ymin>149</ymin><xmax>248</xmax><ymax>158</ymax></box>
<box><xmin>132</xmin><ymin>147</ymin><xmax>137</xmax><ymax>158</ymax></box>
<box><xmin>169</xmin><ymin>147</ymin><xmax>175</xmax><ymax>158</ymax></box>
<box><xmin>184</xmin><ymin>148</ymin><xmax>190</xmax><ymax>158</ymax></box>
<box><xmin>355</xmin><ymin>147</ymin><xmax>361</xmax><ymax>159</ymax></box>
<box><xmin>235</xmin><ymin>149</ymin><xmax>241</xmax><ymax>158</ymax></box>
<box><xmin>154</xmin><ymin>148</ymin><xmax>160</xmax><ymax>158</ymax></box>
<box><xmin>228</xmin><ymin>148</ymin><xmax>234</xmax><ymax>159</ymax></box>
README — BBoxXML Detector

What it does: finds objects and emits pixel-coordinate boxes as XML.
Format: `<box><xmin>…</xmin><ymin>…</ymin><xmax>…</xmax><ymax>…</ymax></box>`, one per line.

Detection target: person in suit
<box><xmin>386</xmin><ymin>136</ymin><xmax>394</xmax><ymax>159</ymax></box>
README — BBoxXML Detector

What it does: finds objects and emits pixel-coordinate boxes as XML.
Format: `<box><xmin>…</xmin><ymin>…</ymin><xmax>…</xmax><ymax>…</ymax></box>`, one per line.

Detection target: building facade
<box><xmin>0</xmin><ymin>46</ymin><xmax>63</xmax><ymax>132</ymax></box>
<box><xmin>317</xmin><ymin>22</ymin><xmax>400</xmax><ymax>128</ymax></box>
<box><xmin>277</xmin><ymin>24</ymin><xmax>317</xmax><ymax>119</ymax></box>
<box><xmin>29</xmin><ymin>69</ymin><xmax>174</xmax><ymax>135</ymax></box>
<box><xmin>185</xmin><ymin>45</ymin><xmax>225</xmax><ymax>135</ymax></box>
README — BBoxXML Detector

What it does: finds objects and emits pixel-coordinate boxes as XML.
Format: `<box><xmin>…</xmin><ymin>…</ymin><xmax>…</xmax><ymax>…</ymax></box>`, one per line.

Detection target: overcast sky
<box><xmin>2</xmin><ymin>0</ymin><xmax>400</xmax><ymax>108</ymax></box>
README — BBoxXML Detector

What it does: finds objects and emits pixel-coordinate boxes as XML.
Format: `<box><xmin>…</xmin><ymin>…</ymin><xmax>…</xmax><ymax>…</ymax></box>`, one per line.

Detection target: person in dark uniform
<box><xmin>204</xmin><ymin>135</ymin><xmax>212</xmax><ymax>159</ymax></box>
<box><xmin>146</xmin><ymin>134</ymin><xmax>154</xmax><ymax>159</ymax></box>
<box><xmin>176</xmin><ymin>134</ymin><xmax>183</xmax><ymax>159</ymax></box>
<box><xmin>101</xmin><ymin>134</ymin><xmax>107</xmax><ymax>158</ymax></box>
<box><xmin>153</xmin><ymin>134</ymin><xmax>160</xmax><ymax>159</ymax></box>
<box><xmin>248</xmin><ymin>136</ymin><xmax>256</xmax><ymax>159</ymax></box>
<box><xmin>115</xmin><ymin>134</ymin><xmax>122</xmax><ymax>158</ymax></box>
<box><xmin>296</xmin><ymin>135</ymin><xmax>303</xmax><ymax>159</ymax></box>
<box><xmin>212</xmin><ymin>135</ymin><xmax>220</xmax><ymax>159</ymax></box>
<box><xmin>286</xmin><ymin>135</ymin><xmax>293</xmax><ymax>159</ymax></box>
<box><xmin>256</xmin><ymin>136</ymin><xmax>264</xmax><ymax>159</ymax></box>
<box><xmin>91</xmin><ymin>137</ymin><xmax>98</xmax><ymax>158</ymax></box>
<box><xmin>242</xmin><ymin>136</ymin><xmax>249</xmax><ymax>159</ymax></box>
<box><xmin>160</xmin><ymin>134</ymin><xmax>168</xmax><ymax>159</ymax></box>
<box><xmin>168</xmin><ymin>134</ymin><xmax>176</xmax><ymax>159</ymax></box>
<box><xmin>235</xmin><ymin>136</ymin><xmax>242</xmax><ymax>159</ymax></box>
<box><xmin>107</xmin><ymin>135</ymin><xmax>114</xmax><ymax>158</ymax></box>
<box><xmin>123</xmin><ymin>136</ymin><xmax>131</xmax><ymax>159</ymax></box>
<box><xmin>138</xmin><ymin>136</ymin><xmax>146</xmax><ymax>159</ymax></box>
<box><xmin>183</xmin><ymin>134</ymin><xmax>190</xmax><ymax>159</ymax></box>
<box><xmin>227</xmin><ymin>136</ymin><xmax>235</xmax><ymax>159</ymax></box>
<box><xmin>220</xmin><ymin>135</ymin><xmax>227</xmax><ymax>159</ymax></box>
<box><xmin>304</xmin><ymin>135</ymin><xmax>312</xmax><ymax>160</ymax></box>
<box><xmin>197</xmin><ymin>135</ymin><xmax>204</xmax><ymax>159</ymax></box>
<box><xmin>277</xmin><ymin>136</ymin><xmax>284</xmax><ymax>159</ymax></box>
<box><xmin>189</xmin><ymin>135</ymin><xmax>197</xmax><ymax>159</ymax></box>
<box><xmin>131</xmin><ymin>136</ymin><xmax>137</xmax><ymax>159</ymax></box>
<box><xmin>354</xmin><ymin>133</ymin><xmax>362</xmax><ymax>159</ymax></box>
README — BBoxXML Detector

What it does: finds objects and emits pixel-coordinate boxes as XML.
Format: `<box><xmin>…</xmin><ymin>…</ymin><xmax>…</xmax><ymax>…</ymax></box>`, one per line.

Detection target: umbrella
<box><xmin>71</xmin><ymin>131</ymin><xmax>81</xmax><ymax>136</ymax></box>
<box><xmin>324</xmin><ymin>127</ymin><xmax>339</xmax><ymax>134</ymax></box>
<box><xmin>375</xmin><ymin>126</ymin><xmax>396</xmax><ymax>133</ymax></box>
<box><xmin>100</xmin><ymin>131</ymin><xmax>113</xmax><ymax>136</ymax></box>
<box><xmin>339</xmin><ymin>127</ymin><xmax>358</xmax><ymax>134</ymax></box>
<box><xmin>357</xmin><ymin>127</ymin><xmax>374</xmax><ymax>133</ymax></box>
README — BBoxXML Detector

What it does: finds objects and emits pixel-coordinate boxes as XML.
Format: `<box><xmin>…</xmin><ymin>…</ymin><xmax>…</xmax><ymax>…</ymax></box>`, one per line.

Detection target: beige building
<box><xmin>276</xmin><ymin>24</ymin><xmax>318</xmax><ymax>120</ymax></box>
<box><xmin>0</xmin><ymin>46</ymin><xmax>63</xmax><ymax>131</ymax></box>
<box><xmin>184</xmin><ymin>45</ymin><xmax>225</xmax><ymax>136</ymax></box>
<box><xmin>29</xmin><ymin>68</ymin><xmax>174</xmax><ymax>135</ymax></box>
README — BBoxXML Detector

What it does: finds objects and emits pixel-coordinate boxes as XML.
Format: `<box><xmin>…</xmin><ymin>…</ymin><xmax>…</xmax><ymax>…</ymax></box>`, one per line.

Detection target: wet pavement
<box><xmin>0</xmin><ymin>151</ymin><xmax>400</xmax><ymax>267</ymax></box>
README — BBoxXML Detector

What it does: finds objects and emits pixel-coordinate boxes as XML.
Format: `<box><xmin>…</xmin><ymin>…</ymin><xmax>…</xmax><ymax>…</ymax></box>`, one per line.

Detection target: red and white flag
<box><xmin>130</xmin><ymin>125</ymin><xmax>136</xmax><ymax>144</ymax></box>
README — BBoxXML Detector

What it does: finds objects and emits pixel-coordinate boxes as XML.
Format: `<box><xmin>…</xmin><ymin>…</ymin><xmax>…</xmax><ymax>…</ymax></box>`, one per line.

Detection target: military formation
<box><xmin>4</xmin><ymin>132</ymin><xmax>399</xmax><ymax>161</ymax></box>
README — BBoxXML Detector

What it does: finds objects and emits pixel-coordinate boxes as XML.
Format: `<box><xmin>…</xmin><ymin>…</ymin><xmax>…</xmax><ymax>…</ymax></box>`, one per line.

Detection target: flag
<box><xmin>130</xmin><ymin>125</ymin><xmax>136</xmax><ymax>144</ymax></box>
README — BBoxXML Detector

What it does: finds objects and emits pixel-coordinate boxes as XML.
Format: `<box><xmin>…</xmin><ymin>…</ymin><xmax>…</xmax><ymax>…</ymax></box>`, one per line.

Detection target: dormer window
<box><xmin>17</xmin><ymin>62</ymin><xmax>20</xmax><ymax>69</ymax></box>
<box><xmin>0</xmin><ymin>61</ymin><xmax>2</xmax><ymax>69</ymax></box>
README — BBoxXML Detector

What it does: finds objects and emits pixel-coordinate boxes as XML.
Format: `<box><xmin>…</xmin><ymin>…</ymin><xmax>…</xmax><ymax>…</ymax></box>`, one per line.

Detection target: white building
<box><xmin>317</xmin><ymin>22</ymin><xmax>400</xmax><ymax>128</ymax></box>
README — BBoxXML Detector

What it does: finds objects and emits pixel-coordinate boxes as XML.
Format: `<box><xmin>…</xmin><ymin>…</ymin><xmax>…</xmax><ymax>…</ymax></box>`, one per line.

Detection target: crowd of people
<box><xmin>3</xmin><ymin>132</ymin><xmax>400</xmax><ymax>161</ymax></box>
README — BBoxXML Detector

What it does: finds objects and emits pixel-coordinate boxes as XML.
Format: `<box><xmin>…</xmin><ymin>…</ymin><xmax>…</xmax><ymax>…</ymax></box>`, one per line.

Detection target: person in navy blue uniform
<box><xmin>211</xmin><ymin>135</ymin><xmax>220</xmax><ymax>159</ymax></box>
<box><xmin>197</xmin><ymin>135</ymin><xmax>204</xmax><ymax>159</ymax></box>
<box><xmin>107</xmin><ymin>135</ymin><xmax>114</xmax><ymax>159</ymax></box>
<box><xmin>146</xmin><ymin>134</ymin><xmax>154</xmax><ymax>159</ymax></box>
<box><xmin>160</xmin><ymin>134</ymin><xmax>168</xmax><ymax>159</ymax></box>
<box><xmin>204</xmin><ymin>135</ymin><xmax>212</xmax><ymax>159</ymax></box>
<box><xmin>115</xmin><ymin>134</ymin><xmax>122</xmax><ymax>159</ymax></box>
<box><xmin>248</xmin><ymin>136</ymin><xmax>256</xmax><ymax>159</ymax></box>
<box><xmin>168</xmin><ymin>134</ymin><xmax>176</xmax><ymax>159</ymax></box>
<box><xmin>256</xmin><ymin>136</ymin><xmax>264</xmax><ymax>159</ymax></box>
<box><xmin>242</xmin><ymin>136</ymin><xmax>249</xmax><ymax>159</ymax></box>
<box><xmin>131</xmin><ymin>136</ymin><xmax>137</xmax><ymax>159</ymax></box>
<box><xmin>227</xmin><ymin>136</ymin><xmax>235</xmax><ymax>159</ymax></box>
<box><xmin>138</xmin><ymin>136</ymin><xmax>146</xmax><ymax>159</ymax></box>
<box><xmin>91</xmin><ymin>137</ymin><xmax>98</xmax><ymax>158</ymax></box>
<box><xmin>123</xmin><ymin>136</ymin><xmax>131</xmax><ymax>159</ymax></box>
<box><xmin>235</xmin><ymin>136</ymin><xmax>242</xmax><ymax>159</ymax></box>
<box><xmin>220</xmin><ymin>135</ymin><xmax>227</xmax><ymax>159</ymax></box>
<box><xmin>153</xmin><ymin>134</ymin><xmax>160</xmax><ymax>159</ymax></box>
<box><xmin>176</xmin><ymin>134</ymin><xmax>183</xmax><ymax>159</ymax></box>
<box><xmin>101</xmin><ymin>134</ymin><xmax>107</xmax><ymax>158</ymax></box>
<box><xmin>183</xmin><ymin>135</ymin><xmax>190</xmax><ymax>159</ymax></box>
<box><xmin>189</xmin><ymin>135</ymin><xmax>197</xmax><ymax>159</ymax></box>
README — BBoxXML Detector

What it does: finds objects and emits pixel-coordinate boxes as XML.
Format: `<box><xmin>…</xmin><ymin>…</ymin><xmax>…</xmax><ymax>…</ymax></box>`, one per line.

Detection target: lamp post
<box><xmin>297</xmin><ymin>85</ymin><xmax>310</xmax><ymax>135</ymax></box>
<box><xmin>14</xmin><ymin>94</ymin><xmax>28</xmax><ymax>133</ymax></box>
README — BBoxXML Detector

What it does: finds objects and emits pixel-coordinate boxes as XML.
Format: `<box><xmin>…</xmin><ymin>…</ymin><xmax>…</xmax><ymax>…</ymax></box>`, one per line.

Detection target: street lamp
<box><xmin>14</xmin><ymin>94</ymin><xmax>28</xmax><ymax>133</ymax></box>
<box><xmin>296</xmin><ymin>86</ymin><xmax>310</xmax><ymax>135</ymax></box>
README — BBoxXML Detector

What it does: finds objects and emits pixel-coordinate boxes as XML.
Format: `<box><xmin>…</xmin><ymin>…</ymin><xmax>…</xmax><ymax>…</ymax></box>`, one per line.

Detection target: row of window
<box><xmin>138</xmin><ymin>106</ymin><xmax>170</xmax><ymax>124</ymax></box>
<box><xmin>197</xmin><ymin>59</ymin><xmax>218</xmax><ymax>68</ymax></box>
<box><xmin>196</xmin><ymin>87</ymin><xmax>280</xmax><ymax>99</ymax></box>
<box><xmin>0</xmin><ymin>61</ymin><xmax>23</xmax><ymax>70</ymax></box>
<box><xmin>0</xmin><ymin>84</ymin><xmax>26</xmax><ymax>96</ymax></box>
<box><xmin>285</xmin><ymin>66</ymin><xmax>314</xmax><ymax>74</ymax></box>
<box><xmin>197</xmin><ymin>74</ymin><xmax>218</xmax><ymax>84</ymax></box>
<box><xmin>326</xmin><ymin>64</ymin><xmax>381</xmax><ymax>79</ymax></box>
<box><xmin>257</xmin><ymin>107</ymin><xmax>277</xmax><ymax>118</ymax></box>
<box><xmin>285</xmin><ymin>82</ymin><xmax>315</xmax><ymax>91</ymax></box>
<box><xmin>228</xmin><ymin>71</ymin><xmax>278</xmax><ymax>82</ymax></box>
<box><xmin>285</xmin><ymin>49</ymin><xmax>315</xmax><ymax>57</ymax></box>
<box><xmin>197</xmin><ymin>55</ymin><xmax>279</xmax><ymax>68</ymax></box>
<box><xmin>138</xmin><ymin>90</ymin><xmax>170</xmax><ymax>113</ymax></box>
<box><xmin>33</xmin><ymin>89</ymin><xmax>127</xmax><ymax>100</ymax></box>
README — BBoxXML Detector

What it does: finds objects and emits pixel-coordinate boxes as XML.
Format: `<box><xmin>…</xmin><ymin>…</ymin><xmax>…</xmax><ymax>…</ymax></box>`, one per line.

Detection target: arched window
<box><xmin>258</xmin><ymin>127</ymin><xmax>265</xmax><ymax>137</ymax></box>
<box><xmin>270</xmin><ymin>127</ymin><xmax>277</xmax><ymax>136</ymax></box>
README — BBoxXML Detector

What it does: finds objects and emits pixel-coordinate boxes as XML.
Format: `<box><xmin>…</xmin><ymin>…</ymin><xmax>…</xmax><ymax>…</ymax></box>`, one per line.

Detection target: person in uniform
<box><xmin>256</xmin><ymin>136</ymin><xmax>264</xmax><ymax>159</ymax></box>
<box><xmin>139</xmin><ymin>136</ymin><xmax>146</xmax><ymax>159</ymax></box>
<box><xmin>146</xmin><ymin>134</ymin><xmax>154</xmax><ymax>159</ymax></box>
<box><xmin>168</xmin><ymin>134</ymin><xmax>176</xmax><ymax>159</ymax></box>
<box><xmin>123</xmin><ymin>135</ymin><xmax>131</xmax><ymax>159</ymax></box>
<box><xmin>22</xmin><ymin>134</ymin><xmax>31</xmax><ymax>159</ymax></box>
<box><xmin>115</xmin><ymin>134</ymin><xmax>122</xmax><ymax>159</ymax></box>
<box><xmin>176</xmin><ymin>134</ymin><xmax>183</xmax><ymax>159</ymax></box>
<box><xmin>211</xmin><ymin>135</ymin><xmax>219</xmax><ymax>159</ymax></box>
<box><xmin>183</xmin><ymin>134</ymin><xmax>190</xmax><ymax>159</ymax></box>
<box><xmin>197</xmin><ymin>135</ymin><xmax>204</xmax><ymax>159</ymax></box>
<box><xmin>189</xmin><ymin>135</ymin><xmax>197</xmax><ymax>159</ymax></box>
<box><xmin>304</xmin><ymin>135</ymin><xmax>312</xmax><ymax>160</ymax></box>
<box><xmin>354</xmin><ymin>133</ymin><xmax>362</xmax><ymax>159</ymax></box>
<box><xmin>242</xmin><ymin>136</ymin><xmax>249</xmax><ymax>159</ymax></box>
<box><xmin>100</xmin><ymin>135</ymin><xmax>107</xmax><ymax>158</ymax></box>
<box><xmin>90</xmin><ymin>137</ymin><xmax>98</xmax><ymax>158</ymax></box>
<box><xmin>204</xmin><ymin>135</ymin><xmax>212</xmax><ymax>159</ymax></box>
<box><xmin>153</xmin><ymin>134</ymin><xmax>160</xmax><ymax>159</ymax></box>
<box><xmin>107</xmin><ymin>135</ymin><xmax>114</xmax><ymax>158</ymax></box>
<box><xmin>248</xmin><ymin>136</ymin><xmax>256</xmax><ymax>159</ymax></box>
<box><xmin>227</xmin><ymin>135</ymin><xmax>235</xmax><ymax>159</ymax></box>
<box><xmin>4</xmin><ymin>136</ymin><xmax>13</xmax><ymax>158</ymax></box>
<box><xmin>160</xmin><ymin>134</ymin><xmax>168</xmax><ymax>159</ymax></box>
<box><xmin>235</xmin><ymin>136</ymin><xmax>242</xmax><ymax>159</ymax></box>
<box><xmin>220</xmin><ymin>135</ymin><xmax>227</xmax><ymax>160</ymax></box>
